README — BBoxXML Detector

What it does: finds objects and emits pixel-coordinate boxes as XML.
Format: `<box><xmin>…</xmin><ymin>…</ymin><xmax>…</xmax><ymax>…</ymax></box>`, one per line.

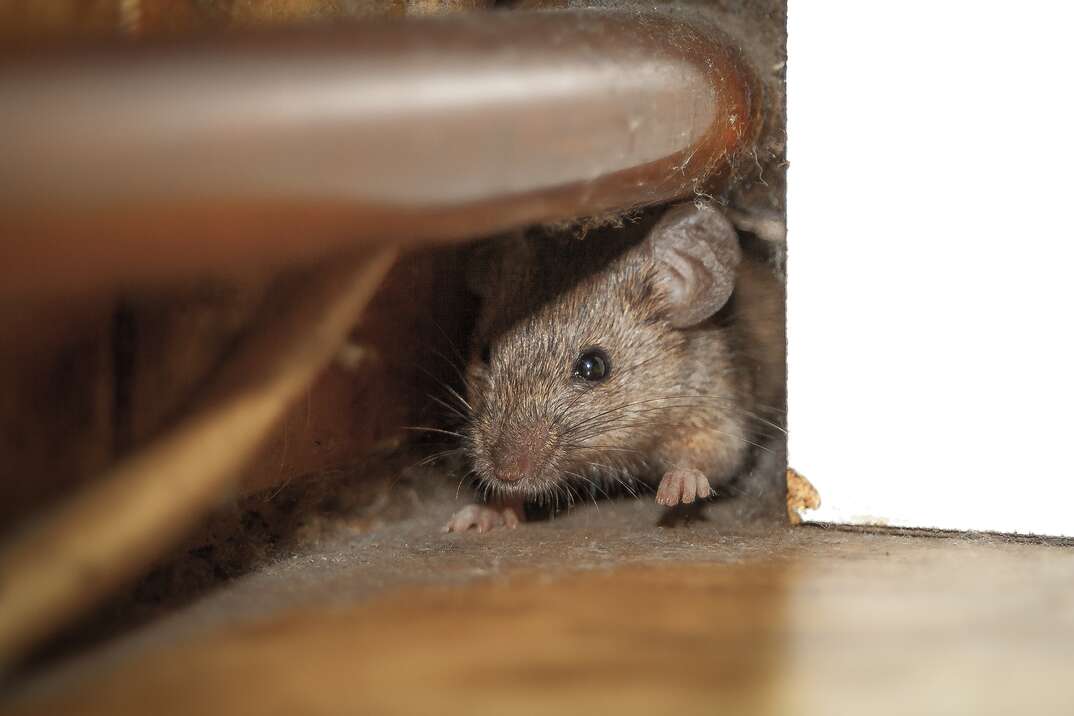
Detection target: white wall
<box><xmin>787</xmin><ymin>1</ymin><xmax>1074</xmax><ymax>536</ymax></box>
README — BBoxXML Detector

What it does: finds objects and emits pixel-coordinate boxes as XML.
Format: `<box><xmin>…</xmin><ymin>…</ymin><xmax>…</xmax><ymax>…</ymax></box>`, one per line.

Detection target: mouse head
<box><xmin>463</xmin><ymin>201</ymin><xmax>741</xmax><ymax>499</ymax></box>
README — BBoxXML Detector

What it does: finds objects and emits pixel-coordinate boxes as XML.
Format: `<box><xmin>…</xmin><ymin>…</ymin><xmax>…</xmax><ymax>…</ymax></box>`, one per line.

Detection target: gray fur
<box><xmin>463</xmin><ymin>201</ymin><xmax>786</xmax><ymax>508</ymax></box>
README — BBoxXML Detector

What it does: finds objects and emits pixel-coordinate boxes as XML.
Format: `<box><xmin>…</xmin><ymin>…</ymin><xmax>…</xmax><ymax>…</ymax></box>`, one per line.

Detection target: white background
<box><xmin>786</xmin><ymin>1</ymin><xmax>1074</xmax><ymax>536</ymax></box>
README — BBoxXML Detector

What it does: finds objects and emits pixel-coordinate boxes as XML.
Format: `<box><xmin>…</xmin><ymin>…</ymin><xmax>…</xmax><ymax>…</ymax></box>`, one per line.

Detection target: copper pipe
<box><xmin>0</xmin><ymin>9</ymin><xmax>759</xmax><ymax>300</ymax></box>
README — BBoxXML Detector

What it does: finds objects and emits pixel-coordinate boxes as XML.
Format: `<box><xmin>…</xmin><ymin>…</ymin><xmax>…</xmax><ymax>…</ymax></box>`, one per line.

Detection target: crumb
<box><xmin>786</xmin><ymin>467</ymin><xmax>820</xmax><ymax>524</ymax></box>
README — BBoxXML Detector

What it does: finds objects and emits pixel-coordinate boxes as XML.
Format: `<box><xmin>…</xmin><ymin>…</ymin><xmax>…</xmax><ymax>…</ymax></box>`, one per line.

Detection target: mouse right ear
<box><xmin>645</xmin><ymin>201</ymin><xmax>742</xmax><ymax>328</ymax></box>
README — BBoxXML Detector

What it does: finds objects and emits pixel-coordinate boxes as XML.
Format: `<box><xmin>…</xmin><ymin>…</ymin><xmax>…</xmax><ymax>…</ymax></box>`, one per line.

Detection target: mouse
<box><xmin>444</xmin><ymin>200</ymin><xmax>785</xmax><ymax>533</ymax></box>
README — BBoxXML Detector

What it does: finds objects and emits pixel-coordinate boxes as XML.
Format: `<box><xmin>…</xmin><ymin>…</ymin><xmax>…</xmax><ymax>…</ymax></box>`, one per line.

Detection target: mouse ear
<box><xmin>646</xmin><ymin>201</ymin><xmax>741</xmax><ymax>328</ymax></box>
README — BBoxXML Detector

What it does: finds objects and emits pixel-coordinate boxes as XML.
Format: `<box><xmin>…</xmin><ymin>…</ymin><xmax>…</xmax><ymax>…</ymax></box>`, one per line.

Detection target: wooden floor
<box><xmin>6</xmin><ymin>497</ymin><xmax>1074</xmax><ymax>716</ymax></box>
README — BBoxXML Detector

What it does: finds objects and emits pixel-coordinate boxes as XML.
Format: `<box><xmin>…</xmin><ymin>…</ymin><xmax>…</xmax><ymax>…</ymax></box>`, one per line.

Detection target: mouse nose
<box><xmin>496</xmin><ymin>451</ymin><xmax>532</xmax><ymax>483</ymax></box>
<box><xmin>492</xmin><ymin>425</ymin><xmax>550</xmax><ymax>483</ymax></box>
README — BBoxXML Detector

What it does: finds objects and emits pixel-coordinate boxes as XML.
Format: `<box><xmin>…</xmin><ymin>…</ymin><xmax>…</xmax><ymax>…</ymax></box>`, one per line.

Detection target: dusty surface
<box><xmin>12</xmin><ymin>473</ymin><xmax>782</xmax><ymax>690</ymax></box>
<box><xmin>6</xmin><ymin>476</ymin><xmax>1074</xmax><ymax>715</ymax></box>
<box><xmin>12</xmin><ymin>434</ymin><xmax>787</xmax><ymax>669</ymax></box>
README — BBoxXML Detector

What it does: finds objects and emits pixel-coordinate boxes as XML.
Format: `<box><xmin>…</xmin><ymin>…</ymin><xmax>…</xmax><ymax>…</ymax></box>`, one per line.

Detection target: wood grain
<box><xmin>10</xmin><ymin>528</ymin><xmax>1073</xmax><ymax>716</ymax></box>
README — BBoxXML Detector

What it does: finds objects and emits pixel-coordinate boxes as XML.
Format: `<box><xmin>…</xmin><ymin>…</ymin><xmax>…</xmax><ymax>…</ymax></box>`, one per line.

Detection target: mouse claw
<box><xmin>444</xmin><ymin>501</ymin><xmax>525</xmax><ymax>534</ymax></box>
<box><xmin>502</xmin><ymin>508</ymin><xmax>521</xmax><ymax>530</ymax></box>
<box><xmin>655</xmin><ymin>468</ymin><xmax>713</xmax><ymax>507</ymax></box>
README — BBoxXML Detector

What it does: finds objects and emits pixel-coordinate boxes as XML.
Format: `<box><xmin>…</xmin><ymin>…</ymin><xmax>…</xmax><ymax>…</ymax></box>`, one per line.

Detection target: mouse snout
<box><xmin>492</xmin><ymin>424</ymin><xmax>551</xmax><ymax>484</ymax></box>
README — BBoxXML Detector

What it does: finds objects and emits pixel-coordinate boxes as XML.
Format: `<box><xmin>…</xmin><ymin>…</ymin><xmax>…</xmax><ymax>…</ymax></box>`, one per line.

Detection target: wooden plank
<box><xmin>0</xmin><ymin>303</ymin><xmax>115</xmax><ymax>525</ymax></box>
<box><xmin>9</xmin><ymin>527</ymin><xmax>1073</xmax><ymax>715</ymax></box>
<box><xmin>0</xmin><ymin>249</ymin><xmax>396</xmax><ymax>670</ymax></box>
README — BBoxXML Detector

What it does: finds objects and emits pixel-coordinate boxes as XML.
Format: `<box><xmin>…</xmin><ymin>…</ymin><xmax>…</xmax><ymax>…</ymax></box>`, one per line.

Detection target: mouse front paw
<box><xmin>443</xmin><ymin>500</ymin><xmax>525</xmax><ymax>533</ymax></box>
<box><xmin>655</xmin><ymin>468</ymin><xmax>713</xmax><ymax>507</ymax></box>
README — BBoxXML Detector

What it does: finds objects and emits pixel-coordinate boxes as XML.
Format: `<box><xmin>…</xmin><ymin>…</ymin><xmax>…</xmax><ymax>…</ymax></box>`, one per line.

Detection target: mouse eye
<box><xmin>573</xmin><ymin>348</ymin><xmax>610</xmax><ymax>382</ymax></box>
<box><xmin>479</xmin><ymin>342</ymin><xmax>492</xmax><ymax>365</ymax></box>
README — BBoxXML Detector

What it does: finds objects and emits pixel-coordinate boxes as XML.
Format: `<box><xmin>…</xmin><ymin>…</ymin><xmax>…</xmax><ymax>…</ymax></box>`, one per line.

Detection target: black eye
<box><xmin>479</xmin><ymin>342</ymin><xmax>492</xmax><ymax>364</ymax></box>
<box><xmin>573</xmin><ymin>348</ymin><xmax>610</xmax><ymax>382</ymax></box>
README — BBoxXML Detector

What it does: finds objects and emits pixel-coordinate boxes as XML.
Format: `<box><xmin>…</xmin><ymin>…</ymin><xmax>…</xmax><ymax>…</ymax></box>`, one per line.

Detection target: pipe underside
<box><xmin>0</xmin><ymin>9</ymin><xmax>759</xmax><ymax>299</ymax></box>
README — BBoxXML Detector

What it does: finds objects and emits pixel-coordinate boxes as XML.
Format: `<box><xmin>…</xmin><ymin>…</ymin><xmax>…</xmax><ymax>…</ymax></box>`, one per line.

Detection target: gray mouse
<box><xmin>444</xmin><ymin>200</ymin><xmax>785</xmax><ymax>532</ymax></box>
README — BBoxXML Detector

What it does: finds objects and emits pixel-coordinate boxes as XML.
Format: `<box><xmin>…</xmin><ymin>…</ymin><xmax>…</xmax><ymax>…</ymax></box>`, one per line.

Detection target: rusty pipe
<box><xmin>0</xmin><ymin>9</ymin><xmax>759</xmax><ymax>300</ymax></box>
